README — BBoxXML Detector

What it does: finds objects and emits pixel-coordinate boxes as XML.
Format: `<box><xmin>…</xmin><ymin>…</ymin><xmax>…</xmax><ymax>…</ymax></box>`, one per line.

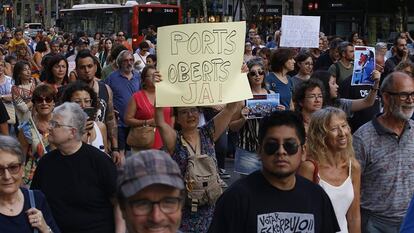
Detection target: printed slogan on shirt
<box><xmin>257</xmin><ymin>212</ymin><xmax>315</xmax><ymax>233</ymax></box>
<box><xmin>156</xmin><ymin>22</ymin><xmax>252</xmax><ymax>107</ymax></box>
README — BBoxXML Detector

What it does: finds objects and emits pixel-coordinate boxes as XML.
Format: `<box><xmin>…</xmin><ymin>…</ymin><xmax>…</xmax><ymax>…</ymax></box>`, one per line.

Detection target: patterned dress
<box><xmin>172</xmin><ymin>120</ymin><xmax>216</xmax><ymax>233</ymax></box>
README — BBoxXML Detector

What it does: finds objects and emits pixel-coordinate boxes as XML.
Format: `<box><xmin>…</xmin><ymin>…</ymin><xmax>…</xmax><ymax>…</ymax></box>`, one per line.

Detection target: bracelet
<box><xmin>111</xmin><ymin>147</ymin><xmax>119</xmax><ymax>152</ymax></box>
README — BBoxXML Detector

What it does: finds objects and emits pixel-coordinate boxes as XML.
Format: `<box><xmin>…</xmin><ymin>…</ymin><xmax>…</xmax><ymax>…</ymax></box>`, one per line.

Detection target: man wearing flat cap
<box><xmin>117</xmin><ymin>149</ymin><xmax>185</xmax><ymax>233</ymax></box>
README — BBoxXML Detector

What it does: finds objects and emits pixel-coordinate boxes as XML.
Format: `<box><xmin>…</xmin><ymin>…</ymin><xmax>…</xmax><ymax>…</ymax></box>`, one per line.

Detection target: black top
<box><xmin>0</xmin><ymin>100</ymin><xmax>9</xmax><ymax>124</ymax></box>
<box><xmin>31</xmin><ymin>143</ymin><xmax>117</xmax><ymax>233</ymax></box>
<box><xmin>383</xmin><ymin>55</ymin><xmax>414</xmax><ymax>77</ymax></box>
<box><xmin>314</xmin><ymin>51</ymin><xmax>334</xmax><ymax>71</ymax></box>
<box><xmin>208</xmin><ymin>171</ymin><xmax>340</xmax><ymax>233</ymax></box>
<box><xmin>339</xmin><ymin>75</ymin><xmax>381</xmax><ymax>132</ymax></box>
<box><xmin>0</xmin><ymin>188</ymin><xmax>60</xmax><ymax>233</ymax></box>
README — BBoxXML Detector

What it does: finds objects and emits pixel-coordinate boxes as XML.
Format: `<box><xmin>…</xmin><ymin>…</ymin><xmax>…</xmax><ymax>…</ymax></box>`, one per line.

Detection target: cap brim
<box><xmin>120</xmin><ymin>174</ymin><xmax>184</xmax><ymax>198</ymax></box>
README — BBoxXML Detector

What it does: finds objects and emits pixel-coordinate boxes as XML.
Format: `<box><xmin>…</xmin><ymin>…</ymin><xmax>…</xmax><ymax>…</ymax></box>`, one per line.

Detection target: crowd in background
<box><xmin>0</xmin><ymin>22</ymin><xmax>413</xmax><ymax>233</ymax></box>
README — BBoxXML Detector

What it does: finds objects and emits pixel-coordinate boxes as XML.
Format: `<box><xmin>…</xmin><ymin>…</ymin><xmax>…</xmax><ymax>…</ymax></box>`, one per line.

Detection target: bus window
<box><xmin>138</xmin><ymin>7</ymin><xmax>179</xmax><ymax>35</ymax></box>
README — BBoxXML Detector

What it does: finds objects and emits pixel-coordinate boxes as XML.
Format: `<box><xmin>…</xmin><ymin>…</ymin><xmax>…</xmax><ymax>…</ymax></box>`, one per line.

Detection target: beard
<box><xmin>390</xmin><ymin>98</ymin><xmax>414</xmax><ymax>121</ymax></box>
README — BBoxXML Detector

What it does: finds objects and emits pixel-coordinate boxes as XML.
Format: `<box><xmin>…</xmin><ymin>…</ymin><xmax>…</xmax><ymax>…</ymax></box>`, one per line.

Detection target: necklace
<box><xmin>1</xmin><ymin>191</ymin><xmax>22</xmax><ymax>213</ymax></box>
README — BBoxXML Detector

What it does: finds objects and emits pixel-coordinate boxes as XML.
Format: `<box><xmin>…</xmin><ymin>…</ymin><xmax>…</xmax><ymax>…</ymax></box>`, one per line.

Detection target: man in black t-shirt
<box><xmin>31</xmin><ymin>102</ymin><xmax>118</xmax><ymax>233</ymax></box>
<box><xmin>0</xmin><ymin>100</ymin><xmax>9</xmax><ymax>135</ymax></box>
<box><xmin>208</xmin><ymin>111</ymin><xmax>339</xmax><ymax>233</ymax></box>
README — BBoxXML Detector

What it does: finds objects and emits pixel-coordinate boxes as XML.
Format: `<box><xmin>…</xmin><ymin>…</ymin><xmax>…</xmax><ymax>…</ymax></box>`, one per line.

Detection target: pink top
<box><xmin>133</xmin><ymin>90</ymin><xmax>172</xmax><ymax>149</ymax></box>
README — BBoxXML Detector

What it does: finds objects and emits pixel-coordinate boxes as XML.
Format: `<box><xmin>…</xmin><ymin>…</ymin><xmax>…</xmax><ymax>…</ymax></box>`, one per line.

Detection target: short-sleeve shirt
<box><xmin>208</xmin><ymin>171</ymin><xmax>340</xmax><ymax>233</ymax></box>
<box><xmin>353</xmin><ymin>117</ymin><xmax>414</xmax><ymax>224</ymax></box>
<box><xmin>265</xmin><ymin>72</ymin><xmax>293</xmax><ymax>109</ymax></box>
<box><xmin>104</xmin><ymin>70</ymin><xmax>140</xmax><ymax>127</ymax></box>
<box><xmin>328</xmin><ymin>61</ymin><xmax>353</xmax><ymax>84</ymax></box>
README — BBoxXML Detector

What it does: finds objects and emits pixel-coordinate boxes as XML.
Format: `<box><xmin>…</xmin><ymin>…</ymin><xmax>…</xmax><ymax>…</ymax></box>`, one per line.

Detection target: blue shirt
<box><xmin>104</xmin><ymin>70</ymin><xmax>140</xmax><ymax>127</ymax></box>
<box><xmin>265</xmin><ymin>72</ymin><xmax>293</xmax><ymax>109</ymax></box>
<box><xmin>400</xmin><ymin>194</ymin><xmax>414</xmax><ymax>233</ymax></box>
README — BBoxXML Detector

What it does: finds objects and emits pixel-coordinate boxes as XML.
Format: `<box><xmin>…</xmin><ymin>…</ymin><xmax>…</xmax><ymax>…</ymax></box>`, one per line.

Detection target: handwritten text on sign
<box><xmin>156</xmin><ymin>22</ymin><xmax>252</xmax><ymax>107</ymax></box>
<box><xmin>280</xmin><ymin>15</ymin><xmax>320</xmax><ymax>48</ymax></box>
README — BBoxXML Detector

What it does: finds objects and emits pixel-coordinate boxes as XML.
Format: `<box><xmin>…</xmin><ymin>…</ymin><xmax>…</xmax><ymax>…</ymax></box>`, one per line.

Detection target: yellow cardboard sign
<box><xmin>156</xmin><ymin>21</ymin><xmax>252</xmax><ymax>107</ymax></box>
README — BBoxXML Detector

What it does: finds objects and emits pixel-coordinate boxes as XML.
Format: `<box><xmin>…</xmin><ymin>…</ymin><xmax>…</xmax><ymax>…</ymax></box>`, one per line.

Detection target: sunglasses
<box><xmin>33</xmin><ymin>96</ymin><xmax>54</xmax><ymax>104</ymax></box>
<box><xmin>263</xmin><ymin>140</ymin><xmax>300</xmax><ymax>156</ymax></box>
<box><xmin>249</xmin><ymin>70</ymin><xmax>265</xmax><ymax>77</ymax></box>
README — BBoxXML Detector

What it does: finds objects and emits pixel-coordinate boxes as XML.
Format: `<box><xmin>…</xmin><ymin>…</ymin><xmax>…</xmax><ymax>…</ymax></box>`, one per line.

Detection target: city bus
<box><xmin>59</xmin><ymin>1</ymin><xmax>182</xmax><ymax>50</ymax></box>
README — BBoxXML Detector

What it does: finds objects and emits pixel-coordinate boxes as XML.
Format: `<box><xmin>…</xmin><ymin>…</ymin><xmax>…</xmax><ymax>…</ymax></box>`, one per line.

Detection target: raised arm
<box><xmin>350</xmin><ymin>70</ymin><xmax>380</xmax><ymax>112</ymax></box>
<box><xmin>213</xmin><ymin>101</ymin><xmax>242</xmax><ymax>141</ymax></box>
<box><xmin>155</xmin><ymin>107</ymin><xmax>177</xmax><ymax>154</ymax></box>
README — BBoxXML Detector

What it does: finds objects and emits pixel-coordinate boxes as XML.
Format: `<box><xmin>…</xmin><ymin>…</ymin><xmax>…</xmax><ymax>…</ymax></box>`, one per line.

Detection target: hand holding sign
<box><xmin>156</xmin><ymin>22</ymin><xmax>252</xmax><ymax>107</ymax></box>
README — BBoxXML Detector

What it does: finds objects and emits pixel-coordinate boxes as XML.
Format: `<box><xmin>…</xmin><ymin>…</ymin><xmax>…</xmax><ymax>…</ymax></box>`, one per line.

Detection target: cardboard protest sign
<box><xmin>156</xmin><ymin>22</ymin><xmax>252</xmax><ymax>107</ymax></box>
<box><xmin>245</xmin><ymin>94</ymin><xmax>280</xmax><ymax>119</ymax></box>
<box><xmin>279</xmin><ymin>15</ymin><xmax>320</xmax><ymax>48</ymax></box>
<box><xmin>351</xmin><ymin>46</ymin><xmax>376</xmax><ymax>86</ymax></box>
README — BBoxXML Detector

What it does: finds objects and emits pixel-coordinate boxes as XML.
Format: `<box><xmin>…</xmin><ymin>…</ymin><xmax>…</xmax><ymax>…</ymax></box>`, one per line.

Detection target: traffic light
<box><xmin>5</xmin><ymin>7</ymin><xmax>12</xmax><ymax>13</ymax></box>
<box><xmin>308</xmin><ymin>2</ymin><xmax>319</xmax><ymax>11</ymax></box>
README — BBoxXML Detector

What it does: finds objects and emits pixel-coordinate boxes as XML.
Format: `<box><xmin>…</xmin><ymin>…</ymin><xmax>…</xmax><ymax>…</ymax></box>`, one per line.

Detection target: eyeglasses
<box><xmin>49</xmin><ymin>120</ymin><xmax>74</xmax><ymax>129</ymax></box>
<box><xmin>0</xmin><ymin>163</ymin><xmax>22</xmax><ymax>176</ymax></box>
<box><xmin>305</xmin><ymin>94</ymin><xmax>323</xmax><ymax>100</ymax></box>
<box><xmin>33</xmin><ymin>96</ymin><xmax>54</xmax><ymax>104</ymax></box>
<box><xmin>263</xmin><ymin>140</ymin><xmax>300</xmax><ymax>156</ymax></box>
<box><xmin>177</xmin><ymin>108</ymin><xmax>199</xmax><ymax>116</ymax></box>
<box><xmin>248</xmin><ymin>70</ymin><xmax>265</xmax><ymax>77</ymax></box>
<box><xmin>129</xmin><ymin>197</ymin><xmax>183</xmax><ymax>216</ymax></box>
<box><xmin>386</xmin><ymin>91</ymin><xmax>414</xmax><ymax>101</ymax></box>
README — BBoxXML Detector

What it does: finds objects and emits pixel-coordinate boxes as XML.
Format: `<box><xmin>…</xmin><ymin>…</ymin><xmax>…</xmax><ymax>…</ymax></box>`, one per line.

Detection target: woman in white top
<box><xmin>60</xmin><ymin>81</ymin><xmax>108</xmax><ymax>153</ymax></box>
<box><xmin>298</xmin><ymin>107</ymin><xmax>361</xmax><ymax>233</ymax></box>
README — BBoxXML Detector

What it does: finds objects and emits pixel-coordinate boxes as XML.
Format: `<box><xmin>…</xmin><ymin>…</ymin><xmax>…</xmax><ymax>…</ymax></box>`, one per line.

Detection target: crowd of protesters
<box><xmin>0</xmin><ymin>22</ymin><xmax>413</xmax><ymax>233</ymax></box>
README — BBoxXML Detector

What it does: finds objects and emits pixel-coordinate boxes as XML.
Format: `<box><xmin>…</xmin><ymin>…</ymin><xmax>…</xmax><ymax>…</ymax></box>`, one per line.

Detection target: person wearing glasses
<box><xmin>208</xmin><ymin>111</ymin><xmax>340</xmax><ymax>233</ymax></box>
<box><xmin>134</xmin><ymin>41</ymin><xmax>150</xmax><ymax>73</ymax></box>
<box><xmin>116</xmin><ymin>31</ymin><xmax>132</xmax><ymax>52</ymax></box>
<box><xmin>353</xmin><ymin>72</ymin><xmax>414</xmax><ymax>233</ymax></box>
<box><xmin>30</xmin><ymin>102</ymin><xmax>118</xmax><ymax>233</ymax></box>
<box><xmin>229</xmin><ymin>58</ymin><xmax>281</xmax><ymax>175</ymax></box>
<box><xmin>293</xmin><ymin>79</ymin><xmax>324</xmax><ymax>132</ymax></box>
<box><xmin>155</xmin><ymin>100</ymin><xmax>241</xmax><ymax>233</ymax></box>
<box><xmin>292</xmin><ymin>52</ymin><xmax>314</xmax><ymax>91</ymax></box>
<box><xmin>18</xmin><ymin>84</ymin><xmax>56</xmax><ymax>186</ymax></box>
<box><xmin>60</xmin><ymin>81</ymin><xmax>108</xmax><ymax>153</ymax></box>
<box><xmin>0</xmin><ymin>135</ymin><xmax>60</xmax><ymax>233</ymax></box>
<box><xmin>298</xmin><ymin>107</ymin><xmax>361</xmax><ymax>233</ymax></box>
<box><xmin>117</xmin><ymin>149</ymin><xmax>185</xmax><ymax>233</ymax></box>
<box><xmin>310</xmin><ymin>70</ymin><xmax>380</xmax><ymax>118</ymax></box>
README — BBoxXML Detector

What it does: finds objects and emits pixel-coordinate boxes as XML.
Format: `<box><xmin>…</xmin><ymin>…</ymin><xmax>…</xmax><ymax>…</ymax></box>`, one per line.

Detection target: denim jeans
<box><xmin>234</xmin><ymin>147</ymin><xmax>261</xmax><ymax>175</ymax></box>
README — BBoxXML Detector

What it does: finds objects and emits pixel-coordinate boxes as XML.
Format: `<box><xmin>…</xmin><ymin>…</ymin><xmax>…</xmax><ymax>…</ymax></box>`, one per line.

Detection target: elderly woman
<box><xmin>30</xmin><ymin>102</ymin><xmax>118</xmax><ymax>233</ymax></box>
<box><xmin>0</xmin><ymin>135</ymin><xmax>60</xmax><ymax>233</ymax></box>
<box><xmin>156</xmin><ymin>98</ymin><xmax>241</xmax><ymax>232</ymax></box>
<box><xmin>60</xmin><ymin>81</ymin><xmax>108</xmax><ymax>152</ymax></box>
<box><xmin>18</xmin><ymin>84</ymin><xmax>56</xmax><ymax>186</ymax></box>
<box><xmin>299</xmin><ymin>107</ymin><xmax>361</xmax><ymax>233</ymax></box>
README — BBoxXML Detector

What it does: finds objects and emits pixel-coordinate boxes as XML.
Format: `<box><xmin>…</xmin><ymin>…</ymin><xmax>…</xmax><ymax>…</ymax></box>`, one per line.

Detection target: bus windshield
<box><xmin>137</xmin><ymin>6</ymin><xmax>179</xmax><ymax>35</ymax></box>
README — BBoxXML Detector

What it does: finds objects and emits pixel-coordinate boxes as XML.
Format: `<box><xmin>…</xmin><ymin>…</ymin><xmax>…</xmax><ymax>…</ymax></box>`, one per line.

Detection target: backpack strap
<box><xmin>28</xmin><ymin>190</ymin><xmax>39</xmax><ymax>233</ymax></box>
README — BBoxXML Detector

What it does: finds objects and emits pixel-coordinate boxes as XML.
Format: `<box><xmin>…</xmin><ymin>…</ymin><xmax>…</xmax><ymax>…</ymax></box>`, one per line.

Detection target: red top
<box><xmin>133</xmin><ymin>90</ymin><xmax>172</xmax><ymax>149</ymax></box>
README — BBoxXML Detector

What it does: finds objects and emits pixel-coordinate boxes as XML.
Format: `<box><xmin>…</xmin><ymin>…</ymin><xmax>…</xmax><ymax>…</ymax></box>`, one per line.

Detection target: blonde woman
<box><xmin>298</xmin><ymin>107</ymin><xmax>361</xmax><ymax>233</ymax></box>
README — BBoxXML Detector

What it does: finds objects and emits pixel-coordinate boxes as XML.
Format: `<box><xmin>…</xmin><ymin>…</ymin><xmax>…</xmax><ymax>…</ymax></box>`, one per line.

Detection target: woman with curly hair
<box><xmin>298</xmin><ymin>107</ymin><xmax>361</xmax><ymax>233</ymax></box>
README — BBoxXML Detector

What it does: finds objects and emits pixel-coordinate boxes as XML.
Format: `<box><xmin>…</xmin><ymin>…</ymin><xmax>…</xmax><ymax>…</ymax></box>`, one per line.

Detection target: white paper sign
<box><xmin>280</xmin><ymin>15</ymin><xmax>320</xmax><ymax>48</ymax></box>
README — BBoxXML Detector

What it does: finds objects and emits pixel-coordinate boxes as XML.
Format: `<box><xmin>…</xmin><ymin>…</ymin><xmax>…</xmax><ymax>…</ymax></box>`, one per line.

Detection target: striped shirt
<box><xmin>353</xmin><ymin>116</ymin><xmax>414</xmax><ymax>224</ymax></box>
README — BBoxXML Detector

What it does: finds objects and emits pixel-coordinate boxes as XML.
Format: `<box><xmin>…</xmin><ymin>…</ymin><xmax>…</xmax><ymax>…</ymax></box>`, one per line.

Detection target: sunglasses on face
<box><xmin>263</xmin><ymin>140</ymin><xmax>300</xmax><ymax>156</ymax></box>
<box><xmin>33</xmin><ymin>96</ymin><xmax>54</xmax><ymax>104</ymax></box>
<box><xmin>249</xmin><ymin>70</ymin><xmax>265</xmax><ymax>77</ymax></box>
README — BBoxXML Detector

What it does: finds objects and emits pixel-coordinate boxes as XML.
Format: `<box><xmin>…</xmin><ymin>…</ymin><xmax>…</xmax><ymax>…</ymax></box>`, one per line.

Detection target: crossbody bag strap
<box><xmin>28</xmin><ymin>190</ymin><xmax>39</xmax><ymax>233</ymax></box>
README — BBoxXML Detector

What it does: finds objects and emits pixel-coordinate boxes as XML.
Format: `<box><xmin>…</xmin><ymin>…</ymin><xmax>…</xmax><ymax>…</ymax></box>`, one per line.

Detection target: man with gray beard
<box><xmin>353</xmin><ymin>72</ymin><xmax>414</xmax><ymax>233</ymax></box>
